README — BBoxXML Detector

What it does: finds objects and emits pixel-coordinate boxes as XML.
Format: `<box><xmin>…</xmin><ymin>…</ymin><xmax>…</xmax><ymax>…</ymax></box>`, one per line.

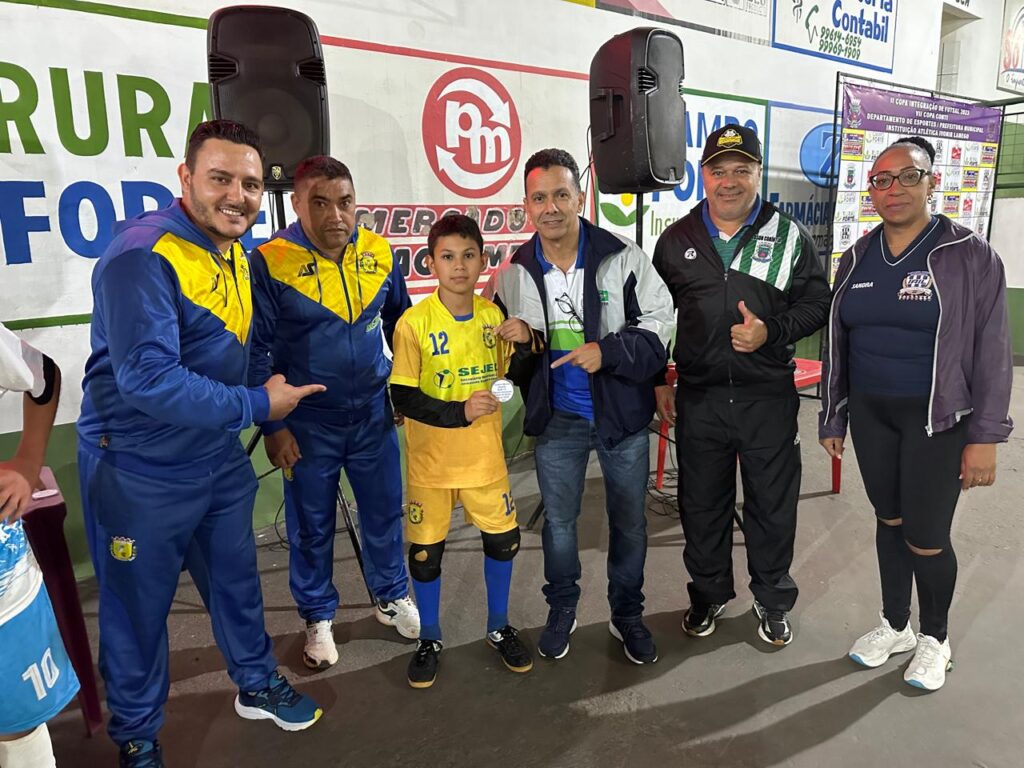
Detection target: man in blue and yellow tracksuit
<box><xmin>249</xmin><ymin>156</ymin><xmax>419</xmax><ymax>670</ymax></box>
<box><xmin>77</xmin><ymin>121</ymin><xmax>323</xmax><ymax>768</ymax></box>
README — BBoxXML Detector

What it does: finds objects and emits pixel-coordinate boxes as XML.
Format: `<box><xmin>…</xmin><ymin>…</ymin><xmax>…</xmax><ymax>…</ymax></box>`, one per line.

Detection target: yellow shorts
<box><xmin>405</xmin><ymin>476</ymin><xmax>518</xmax><ymax>545</ymax></box>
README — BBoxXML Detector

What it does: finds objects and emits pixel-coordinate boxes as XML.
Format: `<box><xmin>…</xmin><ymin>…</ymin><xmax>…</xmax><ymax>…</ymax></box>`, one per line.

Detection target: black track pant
<box><xmin>848</xmin><ymin>390</ymin><xmax>966</xmax><ymax>641</ymax></box>
<box><xmin>676</xmin><ymin>390</ymin><xmax>801</xmax><ymax>612</ymax></box>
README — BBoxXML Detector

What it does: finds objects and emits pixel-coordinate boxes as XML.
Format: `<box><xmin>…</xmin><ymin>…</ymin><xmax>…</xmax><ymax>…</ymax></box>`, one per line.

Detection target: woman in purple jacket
<box><xmin>819</xmin><ymin>136</ymin><xmax>1013</xmax><ymax>692</ymax></box>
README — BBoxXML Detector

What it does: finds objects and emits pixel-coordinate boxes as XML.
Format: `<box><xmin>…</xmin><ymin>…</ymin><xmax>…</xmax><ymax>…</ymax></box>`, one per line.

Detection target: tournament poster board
<box><xmin>830</xmin><ymin>82</ymin><xmax>1002</xmax><ymax>283</ymax></box>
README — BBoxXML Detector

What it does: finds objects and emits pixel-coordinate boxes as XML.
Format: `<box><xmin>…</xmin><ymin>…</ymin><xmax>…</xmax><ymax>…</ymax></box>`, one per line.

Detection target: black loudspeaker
<box><xmin>208</xmin><ymin>6</ymin><xmax>329</xmax><ymax>191</ymax></box>
<box><xmin>589</xmin><ymin>28</ymin><xmax>686</xmax><ymax>194</ymax></box>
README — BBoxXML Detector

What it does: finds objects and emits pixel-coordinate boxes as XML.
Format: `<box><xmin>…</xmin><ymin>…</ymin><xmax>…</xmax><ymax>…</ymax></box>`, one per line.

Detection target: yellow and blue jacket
<box><xmin>77</xmin><ymin>200</ymin><xmax>270</xmax><ymax>478</ymax></box>
<box><xmin>248</xmin><ymin>221</ymin><xmax>410</xmax><ymax>430</ymax></box>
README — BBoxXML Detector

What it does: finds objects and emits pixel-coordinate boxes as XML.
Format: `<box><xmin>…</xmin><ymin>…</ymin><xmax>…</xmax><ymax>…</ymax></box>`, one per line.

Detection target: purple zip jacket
<box><xmin>820</xmin><ymin>215</ymin><xmax>1013</xmax><ymax>444</ymax></box>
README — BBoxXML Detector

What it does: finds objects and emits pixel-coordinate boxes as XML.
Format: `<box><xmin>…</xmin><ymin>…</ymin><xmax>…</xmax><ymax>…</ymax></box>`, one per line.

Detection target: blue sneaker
<box><xmin>119</xmin><ymin>739</ymin><xmax>164</xmax><ymax>768</ymax></box>
<box><xmin>234</xmin><ymin>670</ymin><xmax>323</xmax><ymax>731</ymax></box>
<box><xmin>538</xmin><ymin>607</ymin><xmax>577</xmax><ymax>659</ymax></box>
<box><xmin>609</xmin><ymin>618</ymin><xmax>658</xmax><ymax>664</ymax></box>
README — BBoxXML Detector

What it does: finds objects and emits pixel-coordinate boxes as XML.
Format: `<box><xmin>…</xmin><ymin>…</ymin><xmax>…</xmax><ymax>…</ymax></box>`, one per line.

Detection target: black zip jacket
<box><xmin>652</xmin><ymin>199</ymin><xmax>830</xmax><ymax>399</ymax></box>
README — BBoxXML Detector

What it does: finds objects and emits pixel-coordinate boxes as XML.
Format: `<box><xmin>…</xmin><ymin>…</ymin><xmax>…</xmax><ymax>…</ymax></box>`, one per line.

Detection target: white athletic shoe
<box><xmin>848</xmin><ymin>613</ymin><xmax>917</xmax><ymax>668</ymax></box>
<box><xmin>904</xmin><ymin>634</ymin><xmax>953</xmax><ymax>691</ymax></box>
<box><xmin>302</xmin><ymin>620</ymin><xmax>338</xmax><ymax>670</ymax></box>
<box><xmin>376</xmin><ymin>595</ymin><xmax>421</xmax><ymax>639</ymax></box>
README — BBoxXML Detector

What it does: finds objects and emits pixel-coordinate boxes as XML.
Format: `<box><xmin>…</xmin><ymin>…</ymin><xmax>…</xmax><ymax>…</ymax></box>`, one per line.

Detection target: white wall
<box><xmin>940</xmin><ymin>0</ymin><xmax>1006</xmax><ymax>101</ymax></box>
<box><xmin>0</xmin><ymin>0</ymin><xmax>968</xmax><ymax>430</ymax></box>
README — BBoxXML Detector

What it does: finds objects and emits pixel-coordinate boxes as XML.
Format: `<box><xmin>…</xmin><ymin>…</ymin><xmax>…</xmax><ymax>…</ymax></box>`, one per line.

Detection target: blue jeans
<box><xmin>535</xmin><ymin>410</ymin><xmax>649</xmax><ymax>621</ymax></box>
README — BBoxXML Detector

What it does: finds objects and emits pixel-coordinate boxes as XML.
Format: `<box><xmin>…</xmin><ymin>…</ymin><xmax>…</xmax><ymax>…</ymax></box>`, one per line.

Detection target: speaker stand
<box><xmin>526</xmin><ymin>500</ymin><xmax>545</xmax><ymax>530</ymax></box>
<box><xmin>270</xmin><ymin>189</ymin><xmax>287</xmax><ymax>232</ymax></box>
<box><xmin>635</xmin><ymin>191</ymin><xmax>644</xmax><ymax>250</ymax></box>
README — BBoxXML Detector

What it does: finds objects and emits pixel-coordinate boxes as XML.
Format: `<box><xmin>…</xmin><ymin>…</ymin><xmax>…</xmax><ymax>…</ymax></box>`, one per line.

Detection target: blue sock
<box><xmin>484</xmin><ymin>556</ymin><xmax>513</xmax><ymax>633</ymax></box>
<box><xmin>412</xmin><ymin>577</ymin><xmax>442</xmax><ymax>641</ymax></box>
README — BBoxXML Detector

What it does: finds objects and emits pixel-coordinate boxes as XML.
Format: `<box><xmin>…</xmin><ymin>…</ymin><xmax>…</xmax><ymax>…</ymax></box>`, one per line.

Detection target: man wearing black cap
<box><xmin>652</xmin><ymin>124</ymin><xmax>830</xmax><ymax>647</ymax></box>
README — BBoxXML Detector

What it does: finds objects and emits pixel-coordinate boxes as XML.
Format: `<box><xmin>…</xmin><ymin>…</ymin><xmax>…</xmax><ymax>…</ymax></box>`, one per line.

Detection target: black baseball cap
<box><xmin>701</xmin><ymin>124</ymin><xmax>762</xmax><ymax>166</ymax></box>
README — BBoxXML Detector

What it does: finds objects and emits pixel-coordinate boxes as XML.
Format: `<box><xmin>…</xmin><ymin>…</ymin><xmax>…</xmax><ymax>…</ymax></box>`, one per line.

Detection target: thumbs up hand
<box><xmin>730</xmin><ymin>300</ymin><xmax>768</xmax><ymax>353</ymax></box>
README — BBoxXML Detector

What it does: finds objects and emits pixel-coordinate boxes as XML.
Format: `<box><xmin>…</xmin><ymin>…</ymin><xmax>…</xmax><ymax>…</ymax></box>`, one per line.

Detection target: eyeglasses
<box><xmin>555</xmin><ymin>293</ymin><xmax>584</xmax><ymax>334</ymax></box>
<box><xmin>867</xmin><ymin>167</ymin><xmax>930</xmax><ymax>190</ymax></box>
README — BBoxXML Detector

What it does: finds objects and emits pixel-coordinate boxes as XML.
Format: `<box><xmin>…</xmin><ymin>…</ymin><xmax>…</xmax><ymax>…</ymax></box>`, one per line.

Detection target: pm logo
<box><xmin>482</xmin><ymin>325</ymin><xmax>497</xmax><ymax>349</ymax></box>
<box><xmin>434</xmin><ymin>369</ymin><xmax>454</xmax><ymax>389</ymax></box>
<box><xmin>422</xmin><ymin>67</ymin><xmax>521</xmax><ymax>198</ymax></box>
<box><xmin>110</xmin><ymin>537</ymin><xmax>136</xmax><ymax>562</ymax></box>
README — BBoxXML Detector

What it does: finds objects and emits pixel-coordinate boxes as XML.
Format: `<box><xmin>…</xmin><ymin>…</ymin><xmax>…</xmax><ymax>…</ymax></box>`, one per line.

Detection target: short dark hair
<box><xmin>524</xmin><ymin>148</ymin><xmax>581</xmax><ymax>192</ymax></box>
<box><xmin>882</xmin><ymin>136</ymin><xmax>936</xmax><ymax>168</ymax></box>
<box><xmin>185</xmin><ymin>120</ymin><xmax>264</xmax><ymax>171</ymax></box>
<box><xmin>294</xmin><ymin>155</ymin><xmax>353</xmax><ymax>189</ymax></box>
<box><xmin>427</xmin><ymin>214</ymin><xmax>484</xmax><ymax>257</ymax></box>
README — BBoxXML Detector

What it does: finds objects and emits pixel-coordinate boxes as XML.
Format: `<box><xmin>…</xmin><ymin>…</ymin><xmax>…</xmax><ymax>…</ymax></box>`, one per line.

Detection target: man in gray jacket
<box><xmin>488</xmin><ymin>148</ymin><xmax>673</xmax><ymax>665</ymax></box>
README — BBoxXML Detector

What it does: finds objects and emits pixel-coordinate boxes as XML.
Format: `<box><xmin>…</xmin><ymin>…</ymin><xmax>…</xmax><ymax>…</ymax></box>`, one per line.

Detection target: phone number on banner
<box><xmin>819</xmin><ymin>27</ymin><xmax>862</xmax><ymax>61</ymax></box>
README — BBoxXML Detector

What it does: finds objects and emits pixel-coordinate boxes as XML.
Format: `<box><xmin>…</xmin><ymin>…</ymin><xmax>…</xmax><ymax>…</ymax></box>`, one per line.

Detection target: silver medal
<box><xmin>490</xmin><ymin>378</ymin><xmax>514</xmax><ymax>403</ymax></box>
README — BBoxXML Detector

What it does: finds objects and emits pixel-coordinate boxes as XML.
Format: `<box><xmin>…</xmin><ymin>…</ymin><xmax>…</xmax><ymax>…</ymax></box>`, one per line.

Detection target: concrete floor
<box><xmin>49</xmin><ymin>371</ymin><xmax>1024</xmax><ymax>767</ymax></box>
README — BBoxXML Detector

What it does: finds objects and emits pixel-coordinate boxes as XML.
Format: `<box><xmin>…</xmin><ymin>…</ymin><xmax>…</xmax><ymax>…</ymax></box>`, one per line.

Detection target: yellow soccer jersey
<box><xmin>390</xmin><ymin>291</ymin><xmax>512</xmax><ymax>489</ymax></box>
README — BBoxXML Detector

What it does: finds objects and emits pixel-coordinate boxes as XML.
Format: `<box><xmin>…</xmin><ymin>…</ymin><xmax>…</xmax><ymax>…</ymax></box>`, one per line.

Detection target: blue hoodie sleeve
<box><xmin>382</xmin><ymin>247</ymin><xmax>411</xmax><ymax>352</ymax></box>
<box><xmin>247</xmin><ymin>248</ymin><xmax>286</xmax><ymax>435</ymax></box>
<box><xmin>97</xmin><ymin>248</ymin><xmax>266</xmax><ymax>430</ymax></box>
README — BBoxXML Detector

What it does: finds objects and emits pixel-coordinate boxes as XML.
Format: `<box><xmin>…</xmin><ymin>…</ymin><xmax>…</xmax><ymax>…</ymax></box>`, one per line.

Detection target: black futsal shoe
<box><xmin>408</xmin><ymin>639</ymin><xmax>443</xmax><ymax>688</ymax></box>
<box><xmin>487</xmin><ymin>625</ymin><xmax>534</xmax><ymax>673</ymax></box>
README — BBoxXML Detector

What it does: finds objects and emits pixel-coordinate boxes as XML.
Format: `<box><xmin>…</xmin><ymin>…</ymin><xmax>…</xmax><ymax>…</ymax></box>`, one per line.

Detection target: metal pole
<box><xmin>635</xmin><ymin>191</ymin><xmax>644</xmax><ymax>249</ymax></box>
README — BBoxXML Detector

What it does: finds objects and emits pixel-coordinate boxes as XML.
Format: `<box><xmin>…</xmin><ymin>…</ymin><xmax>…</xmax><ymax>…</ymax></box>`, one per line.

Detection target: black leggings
<box><xmin>848</xmin><ymin>390</ymin><xmax>967</xmax><ymax>641</ymax></box>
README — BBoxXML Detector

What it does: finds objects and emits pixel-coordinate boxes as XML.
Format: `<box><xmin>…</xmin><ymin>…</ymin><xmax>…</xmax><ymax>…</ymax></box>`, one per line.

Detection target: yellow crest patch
<box><xmin>358</xmin><ymin>252</ymin><xmax>378</xmax><ymax>273</ymax></box>
<box><xmin>482</xmin><ymin>325</ymin><xmax>496</xmax><ymax>349</ymax></box>
<box><xmin>717</xmin><ymin>128</ymin><xmax>743</xmax><ymax>148</ymax></box>
<box><xmin>110</xmin><ymin>536</ymin><xmax>137</xmax><ymax>562</ymax></box>
<box><xmin>407</xmin><ymin>502</ymin><xmax>424</xmax><ymax>525</ymax></box>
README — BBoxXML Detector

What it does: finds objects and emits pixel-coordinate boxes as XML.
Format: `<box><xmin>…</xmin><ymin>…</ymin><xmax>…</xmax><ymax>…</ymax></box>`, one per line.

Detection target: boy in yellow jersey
<box><xmin>390</xmin><ymin>214</ymin><xmax>541</xmax><ymax>688</ymax></box>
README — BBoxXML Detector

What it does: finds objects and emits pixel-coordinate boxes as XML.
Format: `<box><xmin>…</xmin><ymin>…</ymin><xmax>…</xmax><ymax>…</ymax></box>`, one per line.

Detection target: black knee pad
<box><xmin>481</xmin><ymin>528</ymin><xmax>520</xmax><ymax>562</ymax></box>
<box><xmin>408</xmin><ymin>541</ymin><xmax>445</xmax><ymax>582</ymax></box>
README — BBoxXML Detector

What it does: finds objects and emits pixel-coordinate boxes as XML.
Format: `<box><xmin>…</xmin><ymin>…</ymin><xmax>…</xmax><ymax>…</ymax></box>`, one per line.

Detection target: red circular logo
<box><xmin>422</xmin><ymin>67</ymin><xmax>521</xmax><ymax>199</ymax></box>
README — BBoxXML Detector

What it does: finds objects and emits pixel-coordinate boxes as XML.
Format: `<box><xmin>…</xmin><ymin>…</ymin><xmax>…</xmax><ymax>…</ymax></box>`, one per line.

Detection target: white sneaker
<box><xmin>904</xmin><ymin>634</ymin><xmax>953</xmax><ymax>691</ymax></box>
<box><xmin>376</xmin><ymin>595</ymin><xmax>420</xmax><ymax>639</ymax></box>
<box><xmin>848</xmin><ymin>614</ymin><xmax>917</xmax><ymax>668</ymax></box>
<box><xmin>302</xmin><ymin>620</ymin><xmax>338</xmax><ymax>670</ymax></box>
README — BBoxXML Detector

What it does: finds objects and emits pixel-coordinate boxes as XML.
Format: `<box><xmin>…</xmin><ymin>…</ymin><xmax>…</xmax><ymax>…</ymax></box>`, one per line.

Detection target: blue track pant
<box><xmin>284</xmin><ymin>397</ymin><xmax>409</xmax><ymax>620</ymax></box>
<box><xmin>78</xmin><ymin>445</ymin><xmax>276</xmax><ymax>745</ymax></box>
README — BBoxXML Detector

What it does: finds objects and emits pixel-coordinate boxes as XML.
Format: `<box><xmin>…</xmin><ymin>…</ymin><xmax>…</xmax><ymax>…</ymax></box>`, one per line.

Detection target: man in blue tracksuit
<box><xmin>249</xmin><ymin>156</ymin><xmax>419</xmax><ymax>670</ymax></box>
<box><xmin>77</xmin><ymin>121</ymin><xmax>324</xmax><ymax>768</ymax></box>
